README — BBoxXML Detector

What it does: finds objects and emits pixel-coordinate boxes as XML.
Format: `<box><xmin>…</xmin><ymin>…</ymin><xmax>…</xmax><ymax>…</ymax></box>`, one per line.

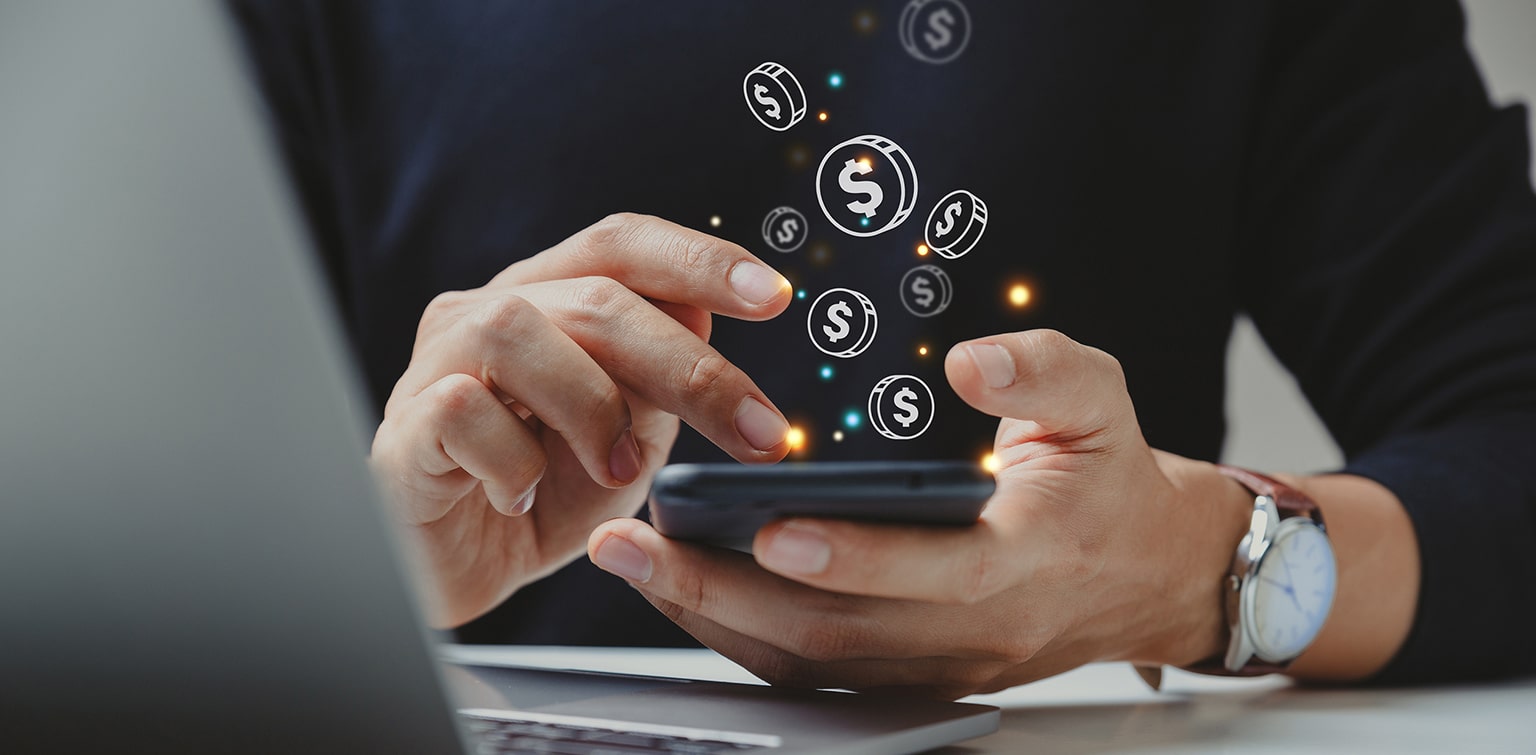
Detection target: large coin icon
<box><xmin>899</xmin><ymin>0</ymin><xmax>972</xmax><ymax>65</ymax></box>
<box><xmin>807</xmin><ymin>288</ymin><xmax>878</xmax><ymax>358</ymax></box>
<box><xmin>743</xmin><ymin>62</ymin><xmax>807</xmax><ymax>132</ymax></box>
<box><xmin>868</xmin><ymin>374</ymin><xmax>935</xmax><ymax>440</ymax></box>
<box><xmin>761</xmin><ymin>206</ymin><xmax>808</xmax><ymax>253</ymax></box>
<box><xmin>924</xmin><ymin>189</ymin><xmax>987</xmax><ymax>259</ymax></box>
<box><xmin>815</xmin><ymin>135</ymin><xmax>919</xmax><ymax>238</ymax></box>
<box><xmin>899</xmin><ymin>264</ymin><xmax>953</xmax><ymax>317</ymax></box>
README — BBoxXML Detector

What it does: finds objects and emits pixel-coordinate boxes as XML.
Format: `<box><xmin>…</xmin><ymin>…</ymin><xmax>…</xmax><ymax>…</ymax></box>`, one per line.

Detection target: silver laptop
<box><xmin>0</xmin><ymin>3</ymin><xmax>998</xmax><ymax>752</ymax></box>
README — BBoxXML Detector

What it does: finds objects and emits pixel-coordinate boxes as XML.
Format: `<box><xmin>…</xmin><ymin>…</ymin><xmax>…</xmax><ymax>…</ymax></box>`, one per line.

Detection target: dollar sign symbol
<box><xmin>910</xmin><ymin>276</ymin><xmax>934</xmax><ymax>308</ymax></box>
<box><xmin>753</xmin><ymin>84</ymin><xmax>780</xmax><ymax>120</ymax></box>
<box><xmin>925</xmin><ymin>8</ymin><xmax>955</xmax><ymax>50</ymax></box>
<box><xmin>823</xmin><ymin>300</ymin><xmax>852</xmax><ymax>342</ymax></box>
<box><xmin>776</xmin><ymin>217</ymin><xmax>799</xmax><ymax>245</ymax></box>
<box><xmin>893</xmin><ymin>387</ymin><xmax>921</xmax><ymax>428</ymax></box>
<box><xmin>839</xmin><ymin>159</ymin><xmax>884</xmax><ymax>218</ymax></box>
<box><xmin>934</xmin><ymin>200</ymin><xmax>962</xmax><ymax>236</ymax></box>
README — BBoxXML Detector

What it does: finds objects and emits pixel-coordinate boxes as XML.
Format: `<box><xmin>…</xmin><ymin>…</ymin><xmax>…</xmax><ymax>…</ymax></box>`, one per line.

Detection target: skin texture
<box><xmin>587</xmin><ymin>330</ymin><xmax>1421</xmax><ymax>697</ymax></box>
<box><xmin>370</xmin><ymin>213</ymin><xmax>793</xmax><ymax>627</ymax></box>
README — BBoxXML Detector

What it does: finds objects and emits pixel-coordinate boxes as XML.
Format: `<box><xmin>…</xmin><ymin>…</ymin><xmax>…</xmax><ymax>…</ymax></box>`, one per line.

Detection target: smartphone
<box><xmin>649</xmin><ymin>461</ymin><xmax>995</xmax><ymax>549</ymax></box>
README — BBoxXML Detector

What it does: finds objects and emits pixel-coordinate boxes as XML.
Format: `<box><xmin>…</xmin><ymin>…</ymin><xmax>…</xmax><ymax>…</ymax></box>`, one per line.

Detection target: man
<box><xmin>234</xmin><ymin>0</ymin><xmax>1536</xmax><ymax>694</ymax></box>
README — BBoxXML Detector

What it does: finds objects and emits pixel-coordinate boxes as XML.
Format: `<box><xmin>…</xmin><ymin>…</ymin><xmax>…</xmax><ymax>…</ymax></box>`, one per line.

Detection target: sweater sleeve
<box><xmin>1235</xmin><ymin>0</ymin><xmax>1536</xmax><ymax>682</ymax></box>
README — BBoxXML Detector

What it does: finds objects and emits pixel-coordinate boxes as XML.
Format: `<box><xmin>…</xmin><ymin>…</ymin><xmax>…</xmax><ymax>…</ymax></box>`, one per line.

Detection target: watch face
<box><xmin>1250</xmin><ymin>521</ymin><xmax>1337</xmax><ymax>661</ymax></box>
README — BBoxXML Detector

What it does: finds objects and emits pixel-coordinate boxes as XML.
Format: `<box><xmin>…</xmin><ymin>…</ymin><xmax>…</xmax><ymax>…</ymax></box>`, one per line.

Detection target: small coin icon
<box><xmin>761</xmin><ymin>206</ymin><xmax>809</xmax><ymax>253</ymax></box>
<box><xmin>900</xmin><ymin>264</ymin><xmax>953</xmax><ymax>317</ymax></box>
<box><xmin>815</xmin><ymin>135</ymin><xmax>919</xmax><ymax>238</ymax></box>
<box><xmin>899</xmin><ymin>0</ymin><xmax>972</xmax><ymax>65</ymax></box>
<box><xmin>924</xmin><ymin>189</ymin><xmax>987</xmax><ymax>259</ymax></box>
<box><xmin>743</xmin><ymin>62</ymin><xmax>807</xmax><ymax>132</ymax></box>
<box><xmin>807</xmin><ymin>288</ymin><xmax>878</xmax><ymax>358</ymax></box>
<box><xmin>868</xmin><ymin>374</ymin><xmax>935</xmax><ymax>440</ymax></box>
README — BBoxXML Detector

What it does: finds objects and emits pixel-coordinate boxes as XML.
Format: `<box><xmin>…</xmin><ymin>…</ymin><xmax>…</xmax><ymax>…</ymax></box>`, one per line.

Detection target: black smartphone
<box><xmin>649</xmin><ymin>461</ymin><xmax>995</xmax><ymax>548</ymax></box>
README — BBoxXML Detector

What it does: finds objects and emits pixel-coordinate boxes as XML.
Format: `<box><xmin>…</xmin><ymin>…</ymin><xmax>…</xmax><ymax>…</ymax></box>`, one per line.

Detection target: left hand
<box><xmin>588</xmin><ymin>329</ymin><xmax>1250</xmax><ymax>699</ymax></box>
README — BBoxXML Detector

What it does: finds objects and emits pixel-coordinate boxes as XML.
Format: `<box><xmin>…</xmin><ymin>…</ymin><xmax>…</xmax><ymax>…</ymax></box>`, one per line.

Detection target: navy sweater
<box><xmin>233</xmin><ymin>1</ymin><xmax>1536</xmax><ymax>683</ymax></box>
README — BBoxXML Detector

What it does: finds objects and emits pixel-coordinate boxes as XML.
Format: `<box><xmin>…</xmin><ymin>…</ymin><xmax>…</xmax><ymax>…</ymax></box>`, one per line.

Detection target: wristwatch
<box><xmin>1135</xmin><ymin>466</ymin><xmax>1337</xmax><ymax>689</ymax></box>
<box><xmin>1206</xmin><ymin>465</ymin><xmax>1338</xmax><ymax>674</ymax></box>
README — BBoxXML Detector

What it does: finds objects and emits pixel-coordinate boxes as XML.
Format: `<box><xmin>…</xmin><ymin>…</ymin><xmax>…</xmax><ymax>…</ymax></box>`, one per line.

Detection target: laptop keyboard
<box><xmin>461</xmin><ymin>709</ymin><xmax>779</xmax><ymax>754</ymax></box>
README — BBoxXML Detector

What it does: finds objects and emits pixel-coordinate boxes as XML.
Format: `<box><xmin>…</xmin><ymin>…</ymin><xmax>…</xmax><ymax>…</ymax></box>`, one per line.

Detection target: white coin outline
<box><xmin>743</xmin><ymin>61</ymin><xmax>807</xmax><ymax>132</ymax></box>
<box><xmin>924</xmin><ymin>189</ymin><xmax>988</xmax><ymax>259</ymax></box>
<box><xmin>815</xmin><ymin>134</ymin><xmax>919</xmax><ymax>238</ymax></box>
<box><xmin>868</xmin><ymin>374</ymin><xmax>935</xmax><ymax>440</ymax></box>
<box><xmin>899</xmin><ymin>264</ymin><xmax>953</xmax><ymax>317</ymax></box>
<box><xmin>899</xmin><ymin>0</ymin><xmax>972</xmax><ymax>65</ymax></box>
<box><xmin>761</xmin><ymin>206</ymin><xmax>809</xmax><ymax>253</ymax></box>
<box><xmin>806</xmin><ymin>287</ymin><xmax>878</xmax><ymax>358</ymax></box>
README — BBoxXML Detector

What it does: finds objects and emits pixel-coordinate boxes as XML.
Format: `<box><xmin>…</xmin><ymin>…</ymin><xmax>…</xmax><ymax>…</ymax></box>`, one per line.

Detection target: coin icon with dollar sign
<box><xmin>900</xmin><ymin>264</ymin><xmax>953</xmax><ymax>317</ymax></box>
<box><xmin>807</xmin><ymin>287</ymin><xmax>878</xmax><ymax>358</ymax></box>
<box><xmin>868</xmin><ymin>374</ymin><xmax>935</xmax><ymax>440</ymax></box>
<box><xmin>761</xmin><ymin>206</ymin><xmax>808</xmax><ymax>253</ymax></box>
<box><xmin>925</xmin><ymin>189</ymin><xmax>987</xmax><ymax>259</ymax></box>
<box><xmin>743</xmin><ymin>62</ymin><xmax>807</xmax><ymax>132</ymax></box>
<box><xmin>815</xmin><ymin>134</ymin><xmax>919</xmax><ymax>238</ymax></box>
<box><xmin>900</xmin><ymin>0</ymin><xmax>972</xmax><ymax>65</ymax></box>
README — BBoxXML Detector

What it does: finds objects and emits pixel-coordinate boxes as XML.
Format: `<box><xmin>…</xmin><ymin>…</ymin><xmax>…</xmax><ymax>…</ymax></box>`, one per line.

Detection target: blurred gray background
<box><xmin>1223</xmin><ymin>0</ymin><xmax>1536</xmax><ymax>472</ymax></box>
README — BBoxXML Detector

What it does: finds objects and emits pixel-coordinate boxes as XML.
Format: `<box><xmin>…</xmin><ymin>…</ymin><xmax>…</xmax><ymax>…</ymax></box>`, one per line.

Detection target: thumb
<box><xmin>944</xmin><ymin>329</ymin><xmax>1135</xmax><ymax>440</ymax></box>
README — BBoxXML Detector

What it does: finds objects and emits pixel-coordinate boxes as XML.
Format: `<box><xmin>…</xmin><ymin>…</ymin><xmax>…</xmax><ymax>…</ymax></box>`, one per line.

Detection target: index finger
<box><xmin>494</xmin><ymin>213</ymin><xmax>792</xmax><ymax>321</ymax></box>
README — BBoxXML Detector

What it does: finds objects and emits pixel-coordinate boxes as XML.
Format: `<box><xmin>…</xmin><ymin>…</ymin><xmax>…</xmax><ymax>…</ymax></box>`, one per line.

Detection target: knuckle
<box><xmin>470</xmin><ymin>294</ymin><xmax>538</xmax><ymax>344</ymax></box>
<box><xmin>571</xmin><ymin>276</ymin><xmax>633</xmax><ymax>320</ymax></box>
<box><xmin>425</xmin><ymin>373</ymin><xmax>488</xmax><ymax>420</ymax></box>
<box><xmin>684</xmin><ymin>352</ymin><xmax>734</xmax><ymax>398</ymax></box>
<box><xmin>582</xmin><ymin>212</ymin><xmax>649</xmax><ymax>256</ymax></box>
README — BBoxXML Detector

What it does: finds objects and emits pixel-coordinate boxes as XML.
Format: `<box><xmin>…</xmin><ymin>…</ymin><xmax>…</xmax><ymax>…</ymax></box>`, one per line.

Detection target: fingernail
<box><xmin>729</xmin><ymin>261</ymin><xmax>789</xmax><ymax>305</ymax></box>
<box><xmin>967</xmin><ymin>343</ymin><xmax>1017</xmax><ymax>389</ymax></box>
<box><xmin>609</xmin><ymin>428</ymin><xmax>642</xmax><ymax>484</ymax></box>
<box><xmin>509</xmin><ymin>487</ymin><xmax>536</xmax><ymax>516</ymax></box>
<box><xmin>592</xmin><ymin>535</ymin><xmax>652</xmax><ymax>583</ymax></box>
<box><xmin>760</xmin><ymin>522</ymin><xmax>830</xmax><ymax>575</ymax></box>
<box><xmin>735</xmin><ymin>396</ymin><xmax>789</xmax><ymax>451</ymax></box>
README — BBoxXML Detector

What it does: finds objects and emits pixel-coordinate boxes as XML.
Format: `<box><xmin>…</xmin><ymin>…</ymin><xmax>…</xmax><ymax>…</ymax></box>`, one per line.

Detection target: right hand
<box><xmin>369</xmin><ymin>213</ymin><xmax>794</xmax><ymax>627</ymax></box>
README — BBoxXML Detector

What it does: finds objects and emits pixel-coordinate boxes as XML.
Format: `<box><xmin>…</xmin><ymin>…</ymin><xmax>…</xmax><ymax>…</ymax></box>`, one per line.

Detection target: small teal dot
<box><xmin>828</xmin><ymin>72</ymin><xmax>844</xmax><ymax>89</ymax></box>
<box><xmin>860</xmin><ymin>217</ymin><xmax>871</xmax><ymax>227</ymax></box>
<box><xmin>796</xmin><ymin>289</ymin><xmax>807</xmax><ymax>300</ymax></box>
<box><xmin>843</xmin><ymin>410</ymin><xmax>862</xmax><ymax>429</ymax></box>
<box><xmin>819</xmin><ymin>365</ymin><xmax>834</xmax><ymax>381</ymax></box>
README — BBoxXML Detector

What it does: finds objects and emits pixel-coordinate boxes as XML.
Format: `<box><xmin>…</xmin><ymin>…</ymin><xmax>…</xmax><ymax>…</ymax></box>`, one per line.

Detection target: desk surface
<box><xmin>445</xmin><ymin>645</ymin><xmax>1536</xmax><ymax>753</ymax></box>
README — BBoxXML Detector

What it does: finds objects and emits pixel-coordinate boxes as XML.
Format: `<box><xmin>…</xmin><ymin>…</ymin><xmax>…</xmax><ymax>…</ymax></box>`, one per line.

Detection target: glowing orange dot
<box><xmin>785</xmin><ymin>426</ymin><xmax>807</xmax><ymax>451</ymax></box>
<box><xmin>981</xmin><ymin>453</ymin><xmax>1000</xmax><ymax>473</ymax></box>
<box><xmin>1008</xmin><ymin>284</ymin><xmax>1032</xmax><ymax>307</ymax></box>
<box><xmin>857</xmin><ymin>158</ymin><xmax>872</xmax><ymax>170</ymax></box>
<box><xmin>916</xmin><ymin>243</ymin><xmax>929</xmax><ymax>256</ymax></box>
<box><xmin>817</xmin><ymin>111</ymin><xmax>829</xmax><ymax>122</ymax></box>
<box><xmin>918</xmin><ymin>345</ymin><xmax>929</xmax><ymax>356</ymax></box>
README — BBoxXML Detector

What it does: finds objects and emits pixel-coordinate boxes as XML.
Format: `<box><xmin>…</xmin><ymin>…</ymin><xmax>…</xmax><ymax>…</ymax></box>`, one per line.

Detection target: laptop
<box><xmin>0</xmin><ymin>3</ymin><xmax>999</xmax><ymax>752</ymax></box>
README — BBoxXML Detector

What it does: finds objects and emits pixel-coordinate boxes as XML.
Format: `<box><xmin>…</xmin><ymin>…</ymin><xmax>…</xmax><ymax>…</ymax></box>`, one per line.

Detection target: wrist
<box><xmin>1126</xmin><ymin>454</ymin><xmax>1253</xmax><ymax>668</ymax></box>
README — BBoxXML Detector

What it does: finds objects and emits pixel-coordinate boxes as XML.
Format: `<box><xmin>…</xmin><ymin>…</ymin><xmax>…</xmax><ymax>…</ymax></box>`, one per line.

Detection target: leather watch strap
<box><xmin>1216</xmin><ymin>464</ymin><xmax>1321</xmax><ymax>520</ymax></box>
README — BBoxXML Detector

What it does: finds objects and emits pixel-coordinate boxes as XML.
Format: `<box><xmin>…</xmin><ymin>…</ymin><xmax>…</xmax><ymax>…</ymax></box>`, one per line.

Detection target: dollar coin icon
<box><xmin>761</xmin><ymin>206</ymin><xmax>808</xmax><ymax>253</ymax></box>
<box><xmin>900</xmin><ymin>0</ymin><xmax>972</xmax><ymax>65</ymax></box>
<box><xmin>807</xmin><ymin>287</ymin><xmax>878</xmax><ymax>358</ymax></box>
<box><xmin>900</xmin><ymin>264</ymin><xmax>953</xmax><ymax>317</ymax></box>
<box><xmin>743</xmin><ymin>62</ymin><xmax>807</xmax><ymax>132</ymax></box>
<box><xmin>868</xmin><ymin>374</ymin><xmax>935</xmax><ymax>440</ymax></box>
<box><xmin>815</xmin><ymin>135</ymin><xmax>919</xmax><ymax>238</ymax></box>
<box><xmin>924</xmin><ymin>189</ymin><xmax>987</xmax><ymax>259</ymax></box>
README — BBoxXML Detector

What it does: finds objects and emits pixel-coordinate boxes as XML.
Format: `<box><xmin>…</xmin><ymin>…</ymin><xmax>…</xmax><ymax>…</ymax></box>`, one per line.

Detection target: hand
<box><xmin>370</xmin><ymin>213</ymin><xmax>794</xmax><ymax>628</ymax></box>
<box><xmin>588</xmin><ymin>329</ymin><xmax>1250</xmax><ymax>699</ymax></box>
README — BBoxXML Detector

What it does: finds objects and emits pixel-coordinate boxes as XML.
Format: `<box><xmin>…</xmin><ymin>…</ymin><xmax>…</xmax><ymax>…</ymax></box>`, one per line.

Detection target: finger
<box><xmin>393</xmin><ymin>295</ymin><xmax>640</xmax><ymax>488</ymax></box>
<box><xmin>636</xmin><ymin>596</ymin><xmax>1008</xmax><ymax>699</ymax></box>
<box><xmin>493</xmin><ymin>213</ymin><xmax>792</xmax><ymax>321</ymax></box>
<box><xmin>944</xmin><ymin>329</ymin><xmax>1134</xmax><ymax>439</ymax></box>
<box><xmin>650</xmin><ymin>299</ymin><xmax>712</xmax><ymax>342</ymax></box>
<box><xmin>518</xmin><ymin>278</ymin><xmax>790</xmax><ymax>461</ymax></box>
<box><xmin>587</xmin><ymin>519</ymin><xmax>954</xmax><ymax>662</ymax></box>
<box><xmin>749</xmin><ymin>512</ymin><xmax>1042</xmax><ymax>605</ymax></box>
<box><xmin>371</xmin><ymin>374</ymin><xmax>546</xmax><ymax>524</ymax></box>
